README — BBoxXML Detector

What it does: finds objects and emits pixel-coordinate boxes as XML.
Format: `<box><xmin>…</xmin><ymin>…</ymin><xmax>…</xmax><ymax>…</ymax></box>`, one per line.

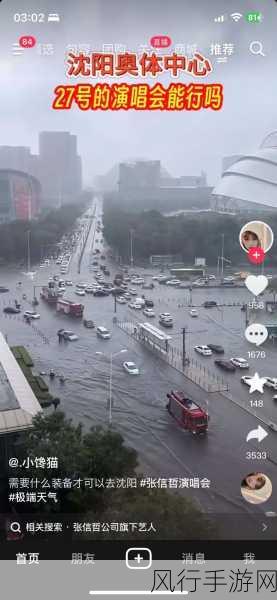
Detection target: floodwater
<box><xmin>0</xmin><ymin>198</ymin><xmax>277</xmax><ymax>538</ymax></box>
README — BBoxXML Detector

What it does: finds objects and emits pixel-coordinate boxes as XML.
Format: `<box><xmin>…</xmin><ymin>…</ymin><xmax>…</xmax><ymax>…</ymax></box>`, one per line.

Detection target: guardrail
<box><xmin>116</xmin><ymin>319</ymin><xmax>228</xmax><ymax>393</ymax></box>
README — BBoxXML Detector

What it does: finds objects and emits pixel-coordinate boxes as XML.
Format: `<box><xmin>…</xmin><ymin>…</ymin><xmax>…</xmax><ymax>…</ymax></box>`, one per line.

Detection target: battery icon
<box><xmin>246</xmin><ymin>12</ymin><xmax>263</xmax><ymax>23</ymax></box>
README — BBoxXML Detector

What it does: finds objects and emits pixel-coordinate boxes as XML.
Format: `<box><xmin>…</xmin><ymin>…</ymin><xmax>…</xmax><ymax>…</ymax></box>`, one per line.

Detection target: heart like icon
<box><xmin>245</xmin><ymin>275</ymin><xmax>269</xmax><ymax>296</ymax></box>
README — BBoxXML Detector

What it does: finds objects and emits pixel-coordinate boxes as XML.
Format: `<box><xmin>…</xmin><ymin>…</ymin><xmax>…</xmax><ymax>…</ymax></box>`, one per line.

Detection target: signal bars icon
<box><xmin>214</xmin><ymin>15</ymin><xmax>226</xmax><ymax>23</ymax></box>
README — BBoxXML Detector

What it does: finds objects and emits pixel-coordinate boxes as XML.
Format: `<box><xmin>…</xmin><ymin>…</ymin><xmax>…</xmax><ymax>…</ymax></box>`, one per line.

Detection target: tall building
<box><xmin>0</xmin><ymin>146</ymin><xmax>40</xmax><ymax>180</ymax></box>
<box><xmin>118</xmin><ymin>160</ymin><xmax>161</xmax><ymax>192</ymax></box>
<box><xmin>160</xmin><ymin>171</ymin><xmax>207</xmax><ymax>187</ymax></box>
<box><xmin>39</xmin><ymin>131</ymin><xmax>82</xmax><ymax>206</ymax></box>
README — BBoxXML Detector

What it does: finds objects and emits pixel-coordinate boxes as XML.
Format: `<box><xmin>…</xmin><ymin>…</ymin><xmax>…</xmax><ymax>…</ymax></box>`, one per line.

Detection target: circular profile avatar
<box><xmin>239</xmin><ymin>221</ymin><xmax>274</xmax><ymax>253</ymax></box>
<box><xmin>241</xmin><ymin>472</ymin><xmax>272</xmax><ymax>505</ymax></box>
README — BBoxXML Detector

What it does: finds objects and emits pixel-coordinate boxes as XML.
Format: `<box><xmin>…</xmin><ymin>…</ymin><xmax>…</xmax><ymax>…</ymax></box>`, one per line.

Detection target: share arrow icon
<box><xmin>246</xmin><ymin>425</ymin><xmax>268</xmax><ymax>443</ymax></box>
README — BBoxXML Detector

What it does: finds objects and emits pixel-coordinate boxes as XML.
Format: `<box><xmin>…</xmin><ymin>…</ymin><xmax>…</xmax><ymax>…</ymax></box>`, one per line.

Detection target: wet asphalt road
<box><xmin>0</xmin><ymin>197</ymin><xmax>277</xmax><ymax>538</ymax></box>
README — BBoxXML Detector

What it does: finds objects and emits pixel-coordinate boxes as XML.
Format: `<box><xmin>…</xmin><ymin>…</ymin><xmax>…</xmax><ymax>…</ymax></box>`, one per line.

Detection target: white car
<box><xmin>192</xmin><ymin>280</ymin><xmax>205</xmax><ymax>287</ymax></box>
<box><xmin>159</xmin><ymin>313</ymin><xmax>172</xmax><ymax>320</ymax></box>
<box><xmin>153</xmin><ymin>274</ymin><xmax>167</xmax><ymax>281</ymax></box>
<box><xmin>166</xmin><ymin>279</ymin><xmax>181</xmax><ymax>286</ymax></box>
<box><xmin>76</xmin><ymin>283</ymin><xmax>87</xmax><ymax>289</ymax></box>
<box><xmin>65</xmin><ymin>281</ymin><xmax>73</xmax><ymax>286</ymax></box>
<box><xmin>159</xmin><ymin>316</ymin><xmax>173</xmax><ymax>327</ymax></box>
<box><xmin>85</xmin><ymin>287</ymin><xmax>95</xmax><ymax>293</ymax></box>
<box><xmin>75</xmin><ymin>289</ymin><xmax>85</xmax><ymax>296</ymax></box>
<box><xmin>129</xmin><ymin>289</ymin><xmax>137</xmax><ymax>295</ymax></box>
<box><xmin>96</xmin><ymin>326</ymin><xmax>111</xmax><ymax>339</ymax></box>
<box><xmin>63</xmin><ymin>330</ymin><xmax>78</xmax><ymax>341</ymax></box>
<box><xmin>190</xmin><ymin>309</ymin><xmax>198</xmax><ymax>317</ymax></box>
<box><xmin>128</xmin><ymin>302</ymin><xmax>142</xmax><ymax>309</ymax></box>
<box><xmin>131</xmin><ymin>278</ymin><xmax>144</xmax><ymax>285</ymax></box>
<box><xmin>230</xmin><ymin>357</ymin><xmax>249</xmax><ymax>369</ymax></box>
<box><xmin>208</xmin><ymin>275</ymin><xmax>216</xmax><ymax>280</ymax></box>
<box><xmin>143</xmin><ymin>308</ymin><xmax>155</xmax><ymax>317</ymax></box>
<box><xmin>117</xmin><ymin>296</ymin><xmax>127</xmax><ymax>304</ymax></box>
<box><xmin>194</xmin><ymin>345</ymin><xmax>212</xmax><ymax>356</ymax></box>
<box><xmin>241</xmin><ymin>376</ymin><xmax>252</xmax><ymax>386</ymax></box>
<box><xmin>24</xmin><ymin>310</ymin><xmax>40</xmax><ymax>320</ymax></box>
<box><xmin>264</xmin><ymin>377</ymin><xmax>277</xmax><ymax>390</ymax></box>
<box><xmin>123</xmin><ymin>361</ymin><xmax>140</xmax><ymax>375</ymax></box>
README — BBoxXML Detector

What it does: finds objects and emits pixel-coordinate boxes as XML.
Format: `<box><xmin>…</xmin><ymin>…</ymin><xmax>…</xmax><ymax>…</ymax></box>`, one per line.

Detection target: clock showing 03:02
<box><xmin>14</xmin><ymin>13</ymin><xmax>46</xmax><ymax>23</ymax></box>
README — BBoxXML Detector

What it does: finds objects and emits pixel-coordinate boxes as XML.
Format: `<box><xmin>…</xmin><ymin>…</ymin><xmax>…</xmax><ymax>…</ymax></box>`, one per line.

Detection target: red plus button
<box><xmin>248</xmin><ymin>247</ymin><xmax>265</xmax><ymax>264</ymax></box>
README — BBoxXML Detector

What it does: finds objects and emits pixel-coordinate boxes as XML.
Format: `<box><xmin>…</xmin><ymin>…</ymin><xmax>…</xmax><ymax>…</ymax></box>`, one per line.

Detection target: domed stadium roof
<box><xmin>213</xmin><ymin>133</ymin><xmax>277</xmax><ymax>208</ymax></box>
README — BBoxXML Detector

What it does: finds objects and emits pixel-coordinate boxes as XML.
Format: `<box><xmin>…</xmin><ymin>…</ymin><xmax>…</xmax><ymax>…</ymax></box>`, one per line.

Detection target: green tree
<box><xmin>15</xmin><ymin>411</ymin><xmax>137</xmax><ymax>513</ymax></box>
<box><xmin>0</xmin><ymin>202</ymin><xmax>86</xmax><ymax>264</ymax></box>
<box><xmin>94</xmin><ymin>487</ymin><xmax>216</xmax><ymax>540</ymax></box>
<box><xmin>12</xmin><ymin>412</ymin><xmax>215</xmax><ymax>540</ymax></box>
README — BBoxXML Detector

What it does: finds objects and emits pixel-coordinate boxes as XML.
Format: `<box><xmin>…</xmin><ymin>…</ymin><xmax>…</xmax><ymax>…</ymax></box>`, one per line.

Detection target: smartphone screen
<box><xmin>0</xmin><ymin>0</ymin><xmax>277</xmax><ymax>597</ymax></box>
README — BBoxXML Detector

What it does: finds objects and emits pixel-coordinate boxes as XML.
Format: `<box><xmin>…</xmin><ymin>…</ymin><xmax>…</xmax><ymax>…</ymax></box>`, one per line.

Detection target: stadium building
<box><xmin>213</xmin><ymin>132</ymin><xmax>277</xmax><ymax>210</ymax></box>
<box><xmin>0</xmin><ymin>169</ymin><xmax>41</xmax><ymax>223</ymax></box>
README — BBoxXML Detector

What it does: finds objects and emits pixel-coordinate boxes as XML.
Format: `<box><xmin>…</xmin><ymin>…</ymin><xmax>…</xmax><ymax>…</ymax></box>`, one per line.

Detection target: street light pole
<box><xmin>96</xmin><ymin>349</ymin><xmax>127</xmax><ymax>426</ymax></box>
<box><xmin>109</xmin><ymin>353</ymin><xmax>113</xmax><ymax>425</ymax></box>
<box><xmin>130</xmin><ymin>229</ymin><xmax>134</xmax><ymax>268</ymax></box>
<box><xmin>221</xmin><ymin>233</ymin><xmax>224</xmax><ymax>281</ymax></box>
<box><xmin>182</xmin><ymin>327</ymin><xmax>186</xmax><ymax>367</ymax></box>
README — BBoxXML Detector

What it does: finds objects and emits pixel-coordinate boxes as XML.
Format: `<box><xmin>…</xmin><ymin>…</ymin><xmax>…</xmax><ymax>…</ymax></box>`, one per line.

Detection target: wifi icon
<box><xmin>231</xmin><ymin>12</ymin><xmax>243</xmax><ymax>22</ymax></box>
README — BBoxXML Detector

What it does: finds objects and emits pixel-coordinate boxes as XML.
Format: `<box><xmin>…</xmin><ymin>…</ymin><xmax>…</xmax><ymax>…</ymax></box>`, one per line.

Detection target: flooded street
<box><xmin>0</xmin><ymin>198</ymin><xmax>277</xmax><ymax>537</ymax></box>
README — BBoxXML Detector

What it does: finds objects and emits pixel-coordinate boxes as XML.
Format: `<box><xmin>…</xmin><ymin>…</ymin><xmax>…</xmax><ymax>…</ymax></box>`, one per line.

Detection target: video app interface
<box><xmin>0</xmin><ymin>0</ymin><xmax>277</xmax><ymax>561</ymax></box>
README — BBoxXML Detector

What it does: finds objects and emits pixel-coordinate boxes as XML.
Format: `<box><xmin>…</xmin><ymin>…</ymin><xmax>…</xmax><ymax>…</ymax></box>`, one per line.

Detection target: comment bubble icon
<box><xmin>245</xmin><ymin>323</ymin><xmax>268</xmax><ymax>346</ymax></box>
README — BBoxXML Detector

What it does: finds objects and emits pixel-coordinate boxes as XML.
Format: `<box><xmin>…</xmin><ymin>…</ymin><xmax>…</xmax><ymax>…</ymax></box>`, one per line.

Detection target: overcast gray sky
<box><xmin>1</xmin><ymin>0</ymin><xmax>277</xmax><ymax>185</ymax></box>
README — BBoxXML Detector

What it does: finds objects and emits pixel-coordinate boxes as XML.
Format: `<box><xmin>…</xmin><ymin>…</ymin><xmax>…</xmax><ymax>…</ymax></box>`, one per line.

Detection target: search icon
<box><xmin>10</xmin><ymin>522</ymin><xmax>21</xmax><ymax>534</ymax></box>
<box><xmin>249</xmin><ymin>41</ymin><xmax>266</xmax><ymax>57</ymax></box>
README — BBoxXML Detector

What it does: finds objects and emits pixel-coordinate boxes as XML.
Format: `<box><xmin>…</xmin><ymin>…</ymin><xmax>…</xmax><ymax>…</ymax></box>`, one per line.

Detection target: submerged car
<box><xmin>264</xmin><ymin>377</ymin><xmax>277</xmax><ymax>390</ymax></box>
<box><xmin>241</xmin><ymin>376</ymin><xmax>252</xmax><ymax>386</ymax></box>
<box><xmin>203</xmin><ymin>300</ymin><xmax>217</xmax><ymax>308</ymax></box>
<box><xmin>128</xmin><ymin>302</ymin><xmax>142</xmax><ymax>309</ymax></box>
<box><xmin>230</xmin><ymin>357</ymin><xmax>249</xmax><ymax>369</ymax></box>
<box><xmin>123</xmin><ymin>361</ymin><xmax>140</xmax><ymax>375</ymax></box>
<box><xmin>194</xmin><ymin>345</ymin><xmax>212</xmax><ymax>356</ymax></box>
<box><xmin>24</xmin><ymin>310</ymin><xmax>40</xmax><ymax>320</ymax></box>
<box><xmin>83</xmin><ymin>319</ymin><xmax>95</xmax><ymax>328</ymax></box>
<box><xmin>207</xmin><ymin>344</ymin><xmax>224</xmax><ymax>354</ymax></box>
<box><xmin>116</xmin><ymin>296</ymin><xmax>127</xmax><ymax>304</ymax></box>
<box><xmin>62</xmin><ymin>330</ymin><xmax>79</xmax><ymax>341</ymax></box>
<box><xmin>166</xmin><ymin>279</ymin><xmax>181</xmax><ymax>286</ymax></box>
<box><xmin>143</xmin><ymin>308</ymin><xmax>155</xmax><ymax>317</ymax></box>
<box><xmin>3</xmin><ymin>306</ymin><xmax>21</xmax><ymax>314</ymax></box>
<box><xmin>215</xmin><ymin>359</ymin><xmax>236</xmax><ymax>372</ymax></box>
<box><xmin>96</xmin><ymin>326</ymin><xmax>111</xmax><ymax>339</ymax></box>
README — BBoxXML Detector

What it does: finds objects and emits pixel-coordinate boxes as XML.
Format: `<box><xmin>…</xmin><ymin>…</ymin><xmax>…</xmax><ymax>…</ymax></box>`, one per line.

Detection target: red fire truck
<box><xmin>56</xmin><ymin>298</ymin><xmax>84</xmax><ymax>317</ymax></box>
<box><xmin>166</xmin><ymin>390</ymin><xmax>208</xmax><ymax>435</ymax></box>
